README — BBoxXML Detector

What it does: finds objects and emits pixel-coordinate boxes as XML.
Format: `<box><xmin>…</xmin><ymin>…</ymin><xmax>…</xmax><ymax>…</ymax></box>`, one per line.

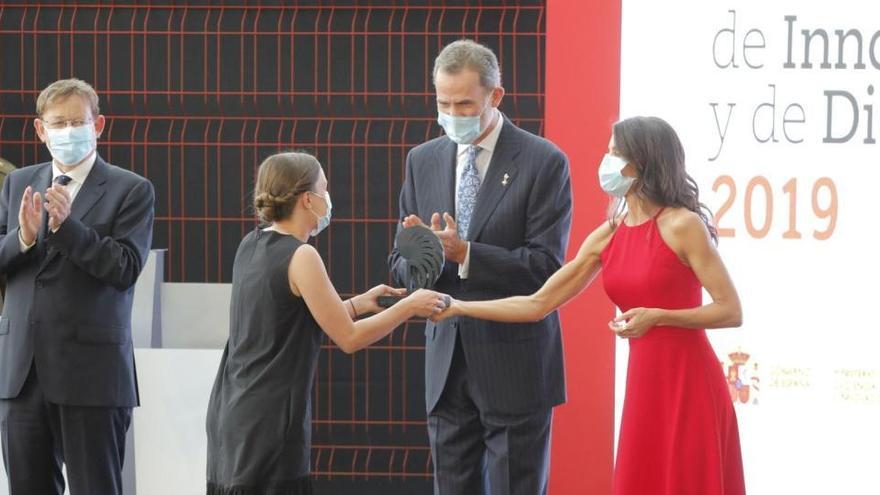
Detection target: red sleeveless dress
<box><xmin>600</xmin><ymin>210</ymin><xmax>745</xmax><ymax>495</ymax></box>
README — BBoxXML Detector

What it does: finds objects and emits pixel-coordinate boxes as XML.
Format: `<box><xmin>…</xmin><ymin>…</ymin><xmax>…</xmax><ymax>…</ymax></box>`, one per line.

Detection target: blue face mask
<box><xmin>308</xmin><ymin>191</ymin><xmax>332</xmax><ymax>237</ymax></box>
<box><xmin>45</xmin><ymin>124</ymin><xmax>96</xmax><ymax>166</ymax></box>
<box><xmin>598</xmin><ymin>154</ymin><xmax>635</xmax><ymax>198</ymax></box>
<box><xmin>437</xmin><ymin>98</ymin><xmax>494</xmax><ymax>145</ymax></box>
<box><xmin>437</xmin><ymin>111</ymin><xmax>482</xmax><ymax>145</ymax></box>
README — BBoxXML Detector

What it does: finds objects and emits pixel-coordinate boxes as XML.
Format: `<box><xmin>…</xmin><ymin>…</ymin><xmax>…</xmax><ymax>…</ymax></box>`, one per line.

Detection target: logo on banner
<box><xmin>725</xmin><ymin>349</ymin><xmax>760</xmax><ymax>405</ymax></box>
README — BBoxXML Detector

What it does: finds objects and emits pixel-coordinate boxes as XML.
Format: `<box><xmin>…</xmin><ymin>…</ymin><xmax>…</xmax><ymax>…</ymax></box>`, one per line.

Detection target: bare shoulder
<box><xmin>656</xmin><ymin>208</ymin><xmax>715</xmax><ymax>263</ymax></box>
<box><xmin>659</xmin><ymin>207</ymin><xmax>708</xmax><ymax>237</ymax></box>
<box><xmin>596</xmin><ymin>215</ymin><xmax>623</xmax><ymax>239</ymax></box>
<box><xmin>582</xmin><ymin>215</ymin><xmax>623</xmax><ymax>258</ymax></box>
<box><xmin>288</xmin><ymin>242</ymin><xmax>325</xmax><ymax>296</ymax></box>
<box><xmin>290</xmin><ymin>242</ymin><xmax>322</xmax><ymax>268</ymax></box>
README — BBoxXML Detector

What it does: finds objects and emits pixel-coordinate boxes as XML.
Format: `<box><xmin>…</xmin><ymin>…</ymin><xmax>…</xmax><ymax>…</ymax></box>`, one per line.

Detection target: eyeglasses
<box><xmin>42</xmin><ymin>119</ymin><xmax>93</xmax><ymax>130</ymax></box>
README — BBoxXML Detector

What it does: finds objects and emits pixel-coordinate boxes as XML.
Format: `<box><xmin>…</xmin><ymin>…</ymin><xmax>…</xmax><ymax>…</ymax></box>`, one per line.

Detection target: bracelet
<box><xmin>348</xmin><ymin>299</ymin><xmax>357</xmax><ymax>317</ymax></box>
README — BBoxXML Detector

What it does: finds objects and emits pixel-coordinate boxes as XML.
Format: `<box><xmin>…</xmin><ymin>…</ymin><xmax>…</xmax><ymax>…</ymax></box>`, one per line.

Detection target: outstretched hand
<box><xmin>357</xmin><ymin>284</ymin><xmax>407</xmax><ymax>315</ymax></box>
<box><xmin>430</xmin><ymin>296</ymin><xmax>459</xmax><ymax>323</ymax></box>
<box><xmin>405</xmin><ymin>289</ymin><xmax>452</xmax><ymax>319</ymax></box>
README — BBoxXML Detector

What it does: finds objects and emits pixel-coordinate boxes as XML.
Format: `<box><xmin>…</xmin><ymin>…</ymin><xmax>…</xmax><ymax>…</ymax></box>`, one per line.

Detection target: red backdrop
<box><xmin>546</xmin><ymin>0</ymin><xmax>621</xmax><ymax>493</ymax></box>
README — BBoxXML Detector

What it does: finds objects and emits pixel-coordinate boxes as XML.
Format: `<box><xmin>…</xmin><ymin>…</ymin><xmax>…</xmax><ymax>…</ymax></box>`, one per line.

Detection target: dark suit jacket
<box><xmin>390</xmin><ymin>118</ymin><xmax>573</xmax><ymax>415</ymax></box>
<box><xmin>0</xmin><ymin>156</ymin><xmax>154</xmax><ymax>407</ymax></box>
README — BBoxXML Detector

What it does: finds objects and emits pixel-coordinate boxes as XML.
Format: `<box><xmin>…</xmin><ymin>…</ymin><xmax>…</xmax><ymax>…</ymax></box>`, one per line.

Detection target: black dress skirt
<box><xmin>206</xmin><ymin>229</ymin><xmax>321</xmax><ymax>495</ymax></box>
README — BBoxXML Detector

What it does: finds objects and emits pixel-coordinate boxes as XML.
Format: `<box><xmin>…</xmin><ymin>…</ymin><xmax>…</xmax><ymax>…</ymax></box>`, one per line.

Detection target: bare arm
<box><xmin>613</xmin><ymin>211</ymin><xmax>742</xmax><ymax>337</ymax></box>
<box><xmin>291</xmin><ymin>244</ymin><xmax>446</xmax><ymax>354</ymax></box>
<box><xmin>439</xmin><ymin>221</ymin><xmax>616</xmax><ymax>323</ymax></box>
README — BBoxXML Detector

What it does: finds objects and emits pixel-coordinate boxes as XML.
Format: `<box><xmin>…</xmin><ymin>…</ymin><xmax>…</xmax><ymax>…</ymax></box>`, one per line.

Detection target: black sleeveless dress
<box><xmin>206</xmin><ymin>229</ymin><xmax>321</xmax><ymax>495</ymax></box>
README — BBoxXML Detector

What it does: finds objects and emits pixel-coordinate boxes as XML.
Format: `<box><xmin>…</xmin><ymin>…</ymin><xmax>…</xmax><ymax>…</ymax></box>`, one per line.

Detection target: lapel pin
<box><xmin>502</xmin><ymin>173</ymin><xmax>510</xmax><ymax>186</ymax></box>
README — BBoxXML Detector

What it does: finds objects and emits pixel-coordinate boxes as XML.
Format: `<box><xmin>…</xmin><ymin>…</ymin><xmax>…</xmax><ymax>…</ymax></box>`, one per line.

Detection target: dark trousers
<box><xmin>428</xmin><ymin>335</ymin><xmax>553</xmax><ymax>495</ymax></box>
<box><xmin>0</xmin><ymin>364</ymin><xmax>131</xmax><ymax>495</ymax></box>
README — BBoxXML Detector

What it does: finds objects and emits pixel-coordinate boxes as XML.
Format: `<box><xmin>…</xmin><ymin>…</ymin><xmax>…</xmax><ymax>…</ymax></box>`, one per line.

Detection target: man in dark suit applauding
<box><xmin>0</xmin><ymin>78</ymin><xmax>155</xmax><ymax>495</ymax></box>
<box><xmin>389</xmin><ymin>40</ymin><xmax>573</xmax><ymax>495</ymax></box>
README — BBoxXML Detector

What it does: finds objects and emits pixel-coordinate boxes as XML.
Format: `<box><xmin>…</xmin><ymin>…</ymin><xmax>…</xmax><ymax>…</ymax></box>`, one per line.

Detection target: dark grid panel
<box><xmin>0</xmin><ymin>1</ymin><xmax>545</xmax><ymax>492</ymax></box>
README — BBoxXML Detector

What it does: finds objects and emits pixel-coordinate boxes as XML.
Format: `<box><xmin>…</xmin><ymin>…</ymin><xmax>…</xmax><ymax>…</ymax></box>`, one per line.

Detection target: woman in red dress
<box><xmin>435</xmin><ymin>116</ymin><xmax>746</xmax><ymax>495</ymax></box>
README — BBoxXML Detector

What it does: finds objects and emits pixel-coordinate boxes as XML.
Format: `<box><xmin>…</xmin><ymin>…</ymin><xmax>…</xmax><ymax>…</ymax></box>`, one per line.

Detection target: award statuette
<box><xmin>378</xmin><ymin>225</ymin><xmax>446</xmax><ymax>308</ymax></box>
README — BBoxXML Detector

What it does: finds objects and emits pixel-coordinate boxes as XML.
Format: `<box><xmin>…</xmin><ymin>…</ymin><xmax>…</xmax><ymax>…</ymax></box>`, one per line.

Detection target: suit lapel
<box><xmin>466</xmin><ymin>120</ymin><xmax>521</xmax><ymax>241</ymax></box>
<box><xmin>428</xmin><ymin>138</ymin><xmax>458</xmax><ymax>277</ymax></box>
<box><xmin>431</xmin><ymin>138</ymin><xmax>457</xmax><ymax>220</ymax></box>
<box><xmin>68</xmin><ymin>157</ymin><xmax>108</xmax><ymax>223</ymax></box>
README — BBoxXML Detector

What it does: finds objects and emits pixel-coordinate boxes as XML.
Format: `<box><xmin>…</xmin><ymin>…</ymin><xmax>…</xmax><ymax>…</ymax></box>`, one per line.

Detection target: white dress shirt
<box><xmin>455</xmin><ymin>113</ymin><xmax>504</xmax><ymax>279</ymax></box>
<box><xmin>19</xmin><ymin>153</ymin><xmax>97</xmax><ymax>252</ymax></box>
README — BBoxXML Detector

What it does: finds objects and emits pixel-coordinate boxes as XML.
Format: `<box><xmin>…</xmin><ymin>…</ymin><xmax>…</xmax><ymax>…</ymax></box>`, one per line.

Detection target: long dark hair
<box><xmin>610</xmin><ymin>116</ymin><xmax>718</xmax><ymax>243</ymax></box>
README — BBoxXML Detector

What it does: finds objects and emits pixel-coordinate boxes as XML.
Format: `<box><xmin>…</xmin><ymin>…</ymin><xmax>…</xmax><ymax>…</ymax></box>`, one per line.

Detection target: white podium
<box><xmin>1</xmin><ymin>249</ymin><xmax>234</xmax><ymax>495</ymax></box>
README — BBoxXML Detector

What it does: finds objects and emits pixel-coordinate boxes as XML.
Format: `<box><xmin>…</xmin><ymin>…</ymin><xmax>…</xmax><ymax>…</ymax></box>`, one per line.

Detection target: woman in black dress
<box><xmin>206</xmin><ymin>152</ymin><xmax>447</xmax><ymax>494</ymax></box>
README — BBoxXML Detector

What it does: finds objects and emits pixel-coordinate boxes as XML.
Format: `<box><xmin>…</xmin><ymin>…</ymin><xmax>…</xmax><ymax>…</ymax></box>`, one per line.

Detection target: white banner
<box><xmin>619</xmin><ymin>1</ymin><xmax>880</xmax><ymax>493</ymax></box>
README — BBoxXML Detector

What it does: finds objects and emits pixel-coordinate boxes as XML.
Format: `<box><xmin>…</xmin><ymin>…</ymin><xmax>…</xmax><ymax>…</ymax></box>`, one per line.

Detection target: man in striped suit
<box><xmin>390</xmin><ymin>40</ymin><xmax>573</xmax><ymax>495</ymax></box>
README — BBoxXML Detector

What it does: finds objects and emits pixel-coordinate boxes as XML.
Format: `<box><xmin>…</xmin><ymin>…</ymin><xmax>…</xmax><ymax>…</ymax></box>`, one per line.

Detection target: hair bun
<box><xmin>253</xmin><ymin>191</ymin><xmax>298</xmax><ymax>223</ymax></box>
<box><xmin>254</xmin><ymin>191</ymin><xmax>295</xmax><ymax>209</ymax></box>
<box><xmin>253</xmin><ymin>194</ymin><xmax>269</xmax><ymax>209</ymax></box>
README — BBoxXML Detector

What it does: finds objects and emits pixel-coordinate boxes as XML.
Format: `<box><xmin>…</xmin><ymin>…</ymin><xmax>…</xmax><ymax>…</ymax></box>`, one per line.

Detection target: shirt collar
<box><xmin>52</xmin><ymin>152</ymin><xmax>97</xmax><ymax>185</ymax></box>
<box><xmin>457</xmin><ymin>111</ymin><xmax>504</xmax><ymax>156</ymax></box>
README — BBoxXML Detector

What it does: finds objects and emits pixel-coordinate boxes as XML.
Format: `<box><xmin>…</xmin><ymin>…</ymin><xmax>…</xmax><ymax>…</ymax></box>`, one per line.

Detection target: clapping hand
<box><xmin>44</xmin><ymin>184</ymin><xmax>72</xmax><ymax>232</ymax></box>
<box><xmin>401</xmin><ymin>212</ymin><xmax>467</xmax><ymax>264</ymax></box>
<box><xmin>18</xmin><ymin>186</ymin><xmax>43</xmax><ymax>245</ymax></box>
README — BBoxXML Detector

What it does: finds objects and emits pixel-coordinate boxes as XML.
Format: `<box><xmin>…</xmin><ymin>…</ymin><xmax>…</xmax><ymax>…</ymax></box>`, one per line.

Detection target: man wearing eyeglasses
<box><xmin>0</xmin><ymin>78</ymin><xmax>155</xmax><ymax>495</ymax></box>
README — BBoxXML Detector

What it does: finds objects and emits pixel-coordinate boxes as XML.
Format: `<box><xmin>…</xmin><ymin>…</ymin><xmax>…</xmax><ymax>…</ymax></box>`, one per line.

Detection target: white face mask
<box><xmin>45</xmin><ymin>123</ymin><xmax>96</xmax><ymax>166</ymax></box>
<box><xmin>598</xmin><ymin>154</ymin><xmax>636</xmax><ymax>198</ymax></box>
<box><xmin>307</xmin><ymin>191</ymin><xmax>332</xmax><ymax>237</ymax></box>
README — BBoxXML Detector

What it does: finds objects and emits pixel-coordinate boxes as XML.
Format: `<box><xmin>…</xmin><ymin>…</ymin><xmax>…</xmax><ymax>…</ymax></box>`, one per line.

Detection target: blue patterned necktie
<box><xmin>457</xmin><ymin>145</ymin><xmax>481</xmax><ymax>240</ymax></box>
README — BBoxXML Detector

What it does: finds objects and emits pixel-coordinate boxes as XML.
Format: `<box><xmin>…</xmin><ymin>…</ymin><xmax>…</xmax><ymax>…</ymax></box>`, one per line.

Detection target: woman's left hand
<box><xmin>356</xmin><ymin>285</ymin><xmax>408</xmax><ymax>315</ymax></box>
<box><xmin>610</xmin><ymin>307</ymin><xmax>662</xmax><ymax>339</ymax></box>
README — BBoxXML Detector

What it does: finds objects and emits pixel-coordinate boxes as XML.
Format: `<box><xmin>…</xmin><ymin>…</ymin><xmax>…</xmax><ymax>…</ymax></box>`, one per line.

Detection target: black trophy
<box><xmin>378</xmin><ymin>225</ymin><xmax>445</xmax><ymax>308</ymax></box>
